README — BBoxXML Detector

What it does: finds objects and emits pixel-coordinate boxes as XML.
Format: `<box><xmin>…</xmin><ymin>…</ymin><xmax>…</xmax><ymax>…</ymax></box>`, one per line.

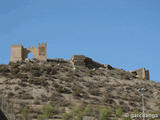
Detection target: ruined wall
<box><xmin>131</xmin><ymin>68</ymin><xmax>150</xmax><ymax>80</ymax></box>
<box><xmin>10</xmin><ymin>43</ymin><xmax>47</xmax><ymax>62</ymax></box>
<box><xmin>71</xmin><ymin>55</ymin><xmax>104</xmax><ymax>69</ymax></box>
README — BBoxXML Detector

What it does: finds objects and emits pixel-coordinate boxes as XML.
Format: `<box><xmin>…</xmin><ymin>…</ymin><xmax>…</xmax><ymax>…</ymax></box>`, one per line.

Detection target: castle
<box><xmin>10</xmin><ymin>43</ymin><xmax>150</xmax><ymax>80</ymax></box>
<box><xmin>10</xmin><ymin>43</ymin><xmax>47</xmax><ymax>62</ymax></box>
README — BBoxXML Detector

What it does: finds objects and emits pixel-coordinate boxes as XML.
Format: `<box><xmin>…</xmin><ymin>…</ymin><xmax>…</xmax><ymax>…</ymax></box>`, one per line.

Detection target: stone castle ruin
<box><xmin>71</xmin><ymin>55</ymin><xmax>150</xmax><ymax>80</ymax></box>
<box><xmin>10</xmin><ymin>43</ymin><xmax>150</xmax><ymax>80</ymax></box>
<box><xmin>130</xmin><ymin>68</ymin><xmax>150</xmax><ymax>80</ymax></box>
<box><xmin>10</xmin><ymin>43</ymin><xmax>47</xmax><ymax>62</ymax></box>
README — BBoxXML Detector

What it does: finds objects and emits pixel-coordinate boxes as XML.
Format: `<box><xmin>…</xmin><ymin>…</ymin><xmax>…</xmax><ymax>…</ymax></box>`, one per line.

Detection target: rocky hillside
<box><xmin>0</xmin><ymin>55</ymin><xmax>159</xmax><ymax>120</ymax></box>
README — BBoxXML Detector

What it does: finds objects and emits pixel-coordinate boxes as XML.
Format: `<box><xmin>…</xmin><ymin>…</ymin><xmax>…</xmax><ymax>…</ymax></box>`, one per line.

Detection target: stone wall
<box><xmin>10</xmin><ymin>43</ymin><xmax>47</xmax><ymax>62</ymax></box>
<box><xmin>71</xmin><ymin>55</ymin><xmax>104</xmax><ymax>69</ymax></box>
<box><xmin>47</xmin><ymin>58</ymin><xmax>68</xmax><ymax>63</ymax></box>
<box><xmin>131</xmin><ymin>68</ymin><xmax>150</xmax><ymax>80</ymax></box>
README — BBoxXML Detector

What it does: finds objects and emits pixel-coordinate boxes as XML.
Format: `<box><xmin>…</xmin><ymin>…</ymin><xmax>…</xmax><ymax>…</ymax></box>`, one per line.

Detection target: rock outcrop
<box><xmin>0</xmin><ymin>109</ymin><xmax>8</xmax><ymax>120</ymax></box>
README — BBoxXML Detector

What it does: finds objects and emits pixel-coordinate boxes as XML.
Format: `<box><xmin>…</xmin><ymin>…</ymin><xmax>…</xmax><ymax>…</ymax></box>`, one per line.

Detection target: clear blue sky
<box><xmin>0</xmin><ymin>0</ymin><xmax>160</xmax><ymax>82</ymax></box>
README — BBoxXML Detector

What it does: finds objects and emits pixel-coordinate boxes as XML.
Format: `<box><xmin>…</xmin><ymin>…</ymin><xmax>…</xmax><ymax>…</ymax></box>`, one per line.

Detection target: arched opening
<box><xmin>28</xmin><ymin>52</ymin><xmax>34</xmax><ymax>60</ymax></box>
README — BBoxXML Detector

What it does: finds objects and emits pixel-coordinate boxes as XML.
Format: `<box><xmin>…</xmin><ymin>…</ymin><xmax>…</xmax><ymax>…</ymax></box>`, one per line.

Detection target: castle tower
<box><xmin>10</xmin><ymin>45</ymin><xmax>23</xmax><ymax>62</ymax></box>
<box><xmin>37</xmin><ymin>43</ymin><xmax>47</xmax><ymax>61</ymax></box>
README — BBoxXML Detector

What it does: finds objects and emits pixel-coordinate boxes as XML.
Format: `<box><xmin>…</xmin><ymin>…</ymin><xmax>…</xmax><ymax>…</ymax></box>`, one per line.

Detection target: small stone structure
<box><xmin>71</xmin><ymin>55</ymin><xmax>104</xmax><ymax>69</ymax></box>
<box><xmin>10</xmin><ymin>43</ymin><xmax>47</xmax><ymax>62</ymax></box>
<box><xmin>130</xmin><ymin>68</ymin><xmax>150</xmax><ymax>80</ymax></box>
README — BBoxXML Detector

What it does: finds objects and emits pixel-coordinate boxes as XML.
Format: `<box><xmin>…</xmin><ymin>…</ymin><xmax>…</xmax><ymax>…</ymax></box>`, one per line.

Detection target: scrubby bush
<box><xmin>83</xmin><ymin>104</ymin><xmax>93</xmax><ymax>116</ymax></box>
<box><xmin>76</xmin><ymin>113</ymin><xmax>83</xmax><ymax>120</ymax></box>
<box><xmin>11</xmin><ymin>68</ymin><xmax>20</xmax><ymax>74</ymax></box>
<box><xmin>8</xmin><ymin>92</ymin><xmax>15</xmax><ymax>98</ymax></box>
<box><xmin>37</xmin><ymin>115</ymin><xmax>45</xmax><ymax>120</ymax></box>
<box><xmin>51</xmin><ymin>68</ymin><xmax>57</xmax><ymax>75</ymax></box>
<box><xmin>115</xmin><ymin>108</ymin><xmax>123</xmax><ymax>118</ymax></box>
<box><xmin>21</xmin><ymin>64</ymin><xmax>32</xmax><ymax>72</ymax></box>
<box><xmin>56</xmin><ymin>85</ymin><xmax>65</xmax><ymax>93</ymax></box>
<box><xmin>61</xmin><ymin>105</ymin><xmax>113</xmax><ymax>120</ymax></box>
<box><xmin>31</xmin><ymin>65</ymin><xmax>39</xmax><ymax>70</ymax></box>
<box><xmin>72</xmin><ymin>105</ymin><xmax>84</xmax><ymax>115</ymax></box>
<box><xmin>45</xmin><ymin>67</ymin><xmax>52</xmax><ymax>74</ymax></box>
<box><xmin>21</xmin><ymin>94</ymin><xmax>34</xmax><ymax>99</ymax></box>
<box><xmin>22</xmin><ymin>106</ymin><xmax>30</xmax><ymax>120</ymax></box>
<box><xmin>0</xmin><ymin>65</ymin><xmax>10</xmax><ymax>74</ymax></box>
<box><xmin>71</xmin><ymin>105</ymin><xmax>84</xmax><ymax>120</ymax></box>
<box><xmin>62</xmin><ymin>104</ymin><xmax>85</xmax><ymax>120</ymax></box>
<box><xmin>98</xmin><ymin>107</ymin><xmax>111</xmax><ymax>120</ymax></box>
<box><xmin>37</xmin><ymin>104</ymin><xmax>55</xmax><ymax>120</ymax></box>
<box><xmin>33</xmin><ymin>99</ymin><xmax>41</xmax><ymax>105</ymax></box>
<box><xmin>31</xmin><ymin>70</ymin><xmax>41</xmax><ymax>77</ymax></box>
<box><xmin>89</xmin><ymin>88</ymin><xmax>100</xmax><ymax>96</ymax></box>
<box><xmin>56</xmin><ymin>86</ymin><xmax>71</xmax><ymax>93</ymax></box>
<box><xmin>62</xmin><ymin>113</ymin><xmax>73</xmax><ymax>120</ymax></box>
<box><xmin>15</xmin><ymin>73</ymin><xmax>28</xmax><ymax>80</ymax></box>
<box><xmin>10</xmin><ymin>63</ymin><xmax>19</xmax><ymax>69</ymax></box>
<box><xmin>72</xmin><ymin>87</ymin><xmax>83</xmax><ymax>97</ymax></box>
<box><xmin>42</xmin><ymin>104</ymin><xmax>55</xmax><ymax>118</ymax></box>
<box><xmin>28</xmin><ymin>77</ymin><xmax>48</xmax><ymax>86</ymax></box>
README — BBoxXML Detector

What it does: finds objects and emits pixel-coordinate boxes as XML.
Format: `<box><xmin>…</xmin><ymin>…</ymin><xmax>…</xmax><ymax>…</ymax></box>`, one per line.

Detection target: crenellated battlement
<box><xmin>38</xmin><ymin>42</ymin><xmax>47</xmax><ymax>47</ymax></box>
<box><xmin>10</xmin><ymin>43</ymin><xmax>47</xmax><ymax>62</ymax></box>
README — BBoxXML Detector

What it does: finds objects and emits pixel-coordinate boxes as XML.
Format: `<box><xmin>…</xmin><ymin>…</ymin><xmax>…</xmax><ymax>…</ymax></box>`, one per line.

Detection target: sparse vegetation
<box><xmin>22</xmin><ymin>106</ymin><xmax>30</xmax><ymax>120</ymax></box>
<box><xmin>83</xmin><ymin>104</ymin><xmax>93</xmax><ymax>116</ymax></box>
<box><xmin>72</xmin><ymin>87</ymin><xmax>83</xmax><ymax>97</ymax></box>
<box><xmin>98</xmin><ymin>107</ymin><xmax>111</xmax><ymax>120</ymax></box>
<box><xmin>42</xmin><ymin>104</ymin><xmax>55</xmax><ymax>119</ymax></box>
<box><xmin>115</xmin><ymin>108</ymin><xmax>123</xmax><ymax>118</ymax></box>
<box><xmin>89</xmin><ymin>88</ymin><xmax>100</xmax><ymax>96</ymax></box>
<box><xmin>0</xmin><ymin>65</ymin><xmax>10</xmax><ymax>74</ymax></box>
<box><xmin>10</xmin><ymin>63</ymin><xmax>19</xmax><ymax>69</ymax></box>
<box><xmin>0</xmin><ymin>57</ymin><xmax>159</xmax><ymax>120</ymax></box>
<box><xmin>31</xmin><ymin>69</ymin><xmax>41</xmax><ymax>77</ymax></box>
<box><xmin>37</xmin><ymin>115</ymin><xmax>45</xmax><ymax>120</ymax></box>
<box><xmin>11</xmin><ymin>68</ymin><xmax>20</xmax><ymax>74</ymax></box>
<box><xmin>62</xmin><ymin>113</ymin><xmax>73</xmax><ymax>120</ymax></box>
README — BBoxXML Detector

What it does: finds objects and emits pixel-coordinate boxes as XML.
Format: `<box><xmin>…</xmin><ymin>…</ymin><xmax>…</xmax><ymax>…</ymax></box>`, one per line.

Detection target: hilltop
<box><xmin>0</xmin><ymin>55</ymin><xmax>159</xmax><ymax>120</ymax></box>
